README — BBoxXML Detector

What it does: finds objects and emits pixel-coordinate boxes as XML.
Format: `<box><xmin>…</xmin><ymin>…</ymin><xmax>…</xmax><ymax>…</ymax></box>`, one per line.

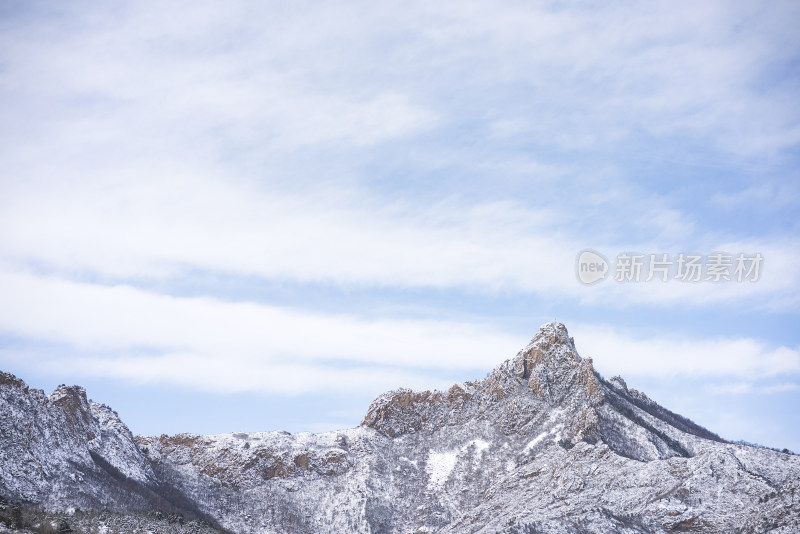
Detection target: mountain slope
<box><xmin>1</xmin><ymin>323</ymin><xmax>798</xmax><ymax>533</ymax></box>
<box><xmin>0</xmin><ymin>372</ymin><xmax>152</xmax><ymax>509</ymax></box>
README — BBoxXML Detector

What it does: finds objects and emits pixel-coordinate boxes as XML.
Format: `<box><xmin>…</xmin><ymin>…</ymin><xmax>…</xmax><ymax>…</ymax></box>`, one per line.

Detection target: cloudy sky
<box><xmin>1</xmin><ymin>1</ymin><xmax>799</xmax><ymax>450</ymax></box>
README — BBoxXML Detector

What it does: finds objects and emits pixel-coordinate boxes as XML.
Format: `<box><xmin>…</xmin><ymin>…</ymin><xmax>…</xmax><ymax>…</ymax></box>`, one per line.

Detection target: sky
<box><xmin>1</xmin><ymin>1</ymin><xmax>799</xmax><ymax>451</ymax></box>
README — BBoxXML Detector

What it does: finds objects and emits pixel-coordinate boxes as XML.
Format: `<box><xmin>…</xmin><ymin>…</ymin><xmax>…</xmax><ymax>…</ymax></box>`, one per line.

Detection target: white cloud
<box><xmin>710</xmin><ymin>184</ymin><xmax>800</xmax><ymax>212</ymax></box>
<box><xmin>572</xmin><ymin>323</ymin><xmax>800</xmax><ymax>380</ymax></box>
<box><xmin>709</xmin><ymin>382</ymin><xmax>752</xmax><ymax>395</ymax></box>
<box><xmin>0</xmin><ymin>173</ymin><xmax>583</xmax><ymax>292</ymax></box>
<box><xmin>0</xmin><ymin>268</ymin><xmax>522</xmax><ymax>393</ymax></box>
<box><xmin>2</xmin><ymin>1</ymin><xmax>798</xmax><ymax>164</ymax></box>
<box><xmin>761</xmin><ymin>382</ymin><xmax>800</xmax><ymax>394</ymax></box>
<box><xmin>2</xmin><ymin>168</ymin><xmax>798</xmax><ymax>309</ymax></box>
<box><xmin>1</xmin><ymin>0</ymin><xmax>798</xmax><ymax>311</ymax></box>
<box><xmin>706</xmin><ymin>381</ymin><xmax>800</xmax><ymax>395</ymax></box>
<box><xmin>0</xmin><ymin>267</ymin><xmax>797</xmax><ymax>395</ymax></box>
<box><xmin>591</xmin><ymin>241</ymin><xmax>800</xmax><ymax>311</ymax></box>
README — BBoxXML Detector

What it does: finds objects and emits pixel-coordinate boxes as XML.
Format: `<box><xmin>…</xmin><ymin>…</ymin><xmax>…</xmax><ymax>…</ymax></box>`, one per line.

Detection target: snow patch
<box><xmin>524</xmin><ymin>424</ymin><xmax>564</xmax><ymax>454</ymax></box>
<box><xmin>426</xmin><ymin>439</ymin><xmax>492</xmax><ymax>487</ymax></box>
<box><xmin>426</xmin><ymin>450</ymin><xmax>458</xmax><ymax>487</ymax></box>
<box><xmin>469</xmin><ymin>439</ymin><xmax>490</xmax><ymax>454</ymax></box>
<box><xmin>524</xmin><ymin>433</ymin><xmax>547</xmax><ymax>453</ymax></box>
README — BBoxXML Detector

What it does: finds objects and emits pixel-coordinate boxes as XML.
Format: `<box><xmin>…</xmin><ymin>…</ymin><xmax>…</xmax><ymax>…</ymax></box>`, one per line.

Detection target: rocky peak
<box><xmin>0</xmin><ymin>370</ymin><xmax>26</xmax><ymax>389</ymax></box>
<box><xmin>363</xmin><ymin>323</ymin><xmax>604</xmax><ymax>439</ymax></box>
<box><xmin>512</xmin><ymin>322</ymin><xmax>580</xmax><ymax>379</ymax></box>
<box><xmin>0</xmin><ymin>374</ymin><xmax>157</xmax><ymax>510</ymax></box>
<box><xmin>49</xmin><ymin>384</ymin><xmax>94</xmax><ymax>432</ymax></box>
<box><xmin>514</xmin><ymin>322</ymin><xmax>578</xmax><ymax>380</ymax></box>
<box><xmin>608</xmin><ymin>375</ymin><xmax>629</xmax><ymax>393</ymax></box>
<box><xmin>513</xmin><ymin>322</ymin><xmax>602</xmax><ymax>406</ymax></box>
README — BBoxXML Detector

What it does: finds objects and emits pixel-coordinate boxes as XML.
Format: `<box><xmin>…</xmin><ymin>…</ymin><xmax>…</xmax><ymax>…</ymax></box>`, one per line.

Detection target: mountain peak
<box><xmin>511</xmin><ymin>322</ymin><xmax>601</xmax><ymax>407</ymax></box>
<box><xmin>514</xmin><ymin>321</ymin><xmax>578</xmax><ymax>379</ymax></box>
<box><xmin>362</xmin><ymin>322</ymin><xmax>603</xmax><ymax>440</ymax></box>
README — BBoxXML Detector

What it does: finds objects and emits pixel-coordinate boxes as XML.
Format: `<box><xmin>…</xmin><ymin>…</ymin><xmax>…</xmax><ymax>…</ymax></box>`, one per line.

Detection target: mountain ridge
<box><xmin>1</xmin><ymin>322</ymin><xmax>799</xmax><ymax>533</ymax></box>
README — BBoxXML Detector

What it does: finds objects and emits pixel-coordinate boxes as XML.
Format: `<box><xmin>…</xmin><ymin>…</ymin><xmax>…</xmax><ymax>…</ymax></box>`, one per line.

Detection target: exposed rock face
<box><xmin>519</xmin><ymin>324</ymin><xmax>603</xmax><ymax>407</ymax></box>
<box><xmin>361</xmin><ymin>322</ymin><xmax>685</xmax><ymax>457</ymax></box>
<box><xmin>0</xmin><ymin>373</ymin><xmax>154</xmax><ymax>509</ymax></box>
<box><xmin>2</xmin><ymin>323</ymin><xmax>799</xmax><ymax>533</ymax></box>
<box><xmin>0</xmin><ymin>373</ymin><xmax>225</xmax><ymax>528</ymax></box>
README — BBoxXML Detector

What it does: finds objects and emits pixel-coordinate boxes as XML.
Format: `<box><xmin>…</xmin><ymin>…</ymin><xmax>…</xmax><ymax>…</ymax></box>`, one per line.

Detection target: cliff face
<box><xmin>0</xmin><ymin>373</ymin><xmax>226</xmax><ymax>530</ymax></box>
<box><xmin>0</xmin><ymin>372</ymin><xmax>153</xmax><ymax>509</ymax></box>
<box><xmin>2</xmin><ymin>323</ymin><xmax>799</xmax><ymax>533</ymax></box>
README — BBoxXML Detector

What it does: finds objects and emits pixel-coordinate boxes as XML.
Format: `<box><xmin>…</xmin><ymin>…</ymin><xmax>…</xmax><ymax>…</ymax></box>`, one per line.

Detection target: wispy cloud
<box><xmin>0</xmin><ymin>1</ymin><xmax>798</xmax><ymax>444</ymax></box>
<box><xmin>1</xmin><ymin>268</ymin><xmax>797</xmax><ymax>396</ymax></box>
<box><xmin>2</xmin><ymin>1</ymin><xmax>798</xmax><ymax>166</ymax></box>
<box><xmin>709</xmin><ymin>382</ymin><xmax>753</xmax><ymax>395</ymax></box>
<box><xmin>709</xmin><ymin>381</ymin><xmax>800</xmax><ymax>395</ymax></box>
<box><xmin>762</xmin><ymin>382</ymin><xmax>800</xmax><ymax>394</ymax></box>
<box><xmin>0</xmin><ymin>269</ymin><xmax>522</xmax><ymax>393</ymax></box>
<box><xmin>3</xmin><ymin>1</ymin><xmax>799</xmax><ymax>308</ymax></box>
<box><xmin>2</xmin><ymin>174</ymin><xmax>797</xmax><ymax>308</ymax></box>
<box><xmin>572</xmin><ymin>322</ymin><xmax>800</xmax><ymax>380</ymax></box>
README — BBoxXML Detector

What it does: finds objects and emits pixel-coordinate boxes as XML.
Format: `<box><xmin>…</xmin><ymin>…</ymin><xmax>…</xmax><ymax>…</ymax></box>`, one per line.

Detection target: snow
<box><xmin>426</xmin><ymin>450</ymin><xmax>458</xmax><ymax>487</ymax></box>
<box><xmin>523</xmin><ymin>424</ymin><xmax>564</xmax><ymax>454</ymax></box>
<box><xmin>524</xmin><ymin>432</ymin><xmax>548</xmax><ymax>453</ymax></box>
<box><xmin>469</xmin><ymin>439</ymin><xmax>490</xmax><ymax>454</ymax></box>
<box><xmin>426</xmin><ymin>439</ymin><xmax>492</xmax><ymax>488</ymax></box>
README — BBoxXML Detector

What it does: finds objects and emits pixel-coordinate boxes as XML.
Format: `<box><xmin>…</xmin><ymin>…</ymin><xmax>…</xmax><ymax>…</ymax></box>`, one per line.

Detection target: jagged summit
<box><xmin>363</xmin><ymin>322</ymin><xmax>602</xmax><ymax>443</ymax></box>
<box><xmin>512</xmin><ymin>322</ymin><xmax>601</xmax><ymax>405</ymax></box>
<box><xmin>361</xmin><ymin>321</ymin><xmax>735</xmax><ymax>463</ymax></box>
<box><xmin>2</xmin><ymin>325</ymin><xmax>799</xmax><ymax>533</ymax></box>
<box><xmin>521</xmin><ymin>321</ymin><xmax>575</xmax><ymax>351</ymax></box>
<box><xmin>513</xmin><ymin>322</ymin><xmax>578</xmax><ymax>376</ymax></box>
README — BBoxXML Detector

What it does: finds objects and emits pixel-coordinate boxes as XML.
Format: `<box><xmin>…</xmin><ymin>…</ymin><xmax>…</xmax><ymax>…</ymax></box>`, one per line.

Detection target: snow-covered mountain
<box><xmin>1</xmin><ymin>323</ymin><xmax>798</xmax><ymax>533</ymax></box>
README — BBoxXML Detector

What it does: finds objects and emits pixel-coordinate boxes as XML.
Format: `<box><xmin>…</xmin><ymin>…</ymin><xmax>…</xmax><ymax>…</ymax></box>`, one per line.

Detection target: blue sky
<box><xmin>1</xmin><ymin>1</ymin><xmax>799</xmax><ymax>450</ymax></box>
